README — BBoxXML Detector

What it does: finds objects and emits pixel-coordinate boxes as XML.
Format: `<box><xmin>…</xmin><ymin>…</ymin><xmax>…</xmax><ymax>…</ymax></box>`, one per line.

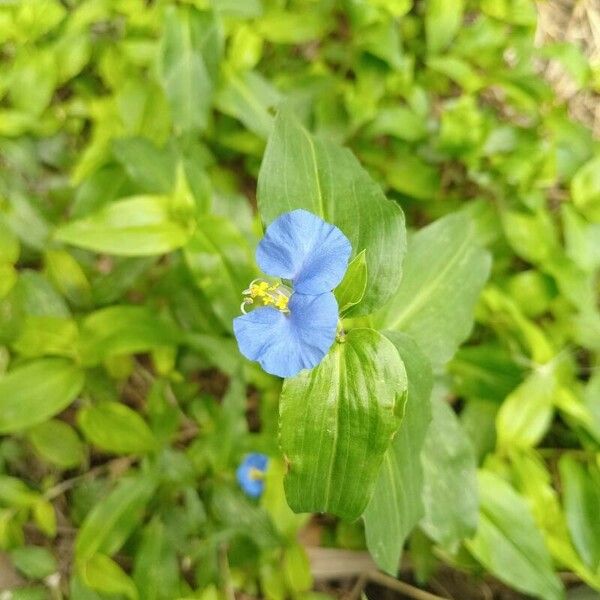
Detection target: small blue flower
<box><xmin>233</xmin><ymin>209</ymin><xmax>351</xmax><ymax>378</ymax></box>
<box><xmin>256</xmin><ymin>210</ymin><xmax>351</xmax><ymax>295</ymax></box>
<box><xmin>237</xmin><ymin>453</ymin><xmax>268</xmax><ymax>498</ymax></box>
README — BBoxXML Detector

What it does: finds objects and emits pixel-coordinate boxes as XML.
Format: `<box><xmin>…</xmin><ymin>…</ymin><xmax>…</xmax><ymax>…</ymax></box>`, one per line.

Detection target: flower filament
<box><xmin>241</xmin><ymin>279</ymin><xmax>291</xmax><ymax>314</ymax></box>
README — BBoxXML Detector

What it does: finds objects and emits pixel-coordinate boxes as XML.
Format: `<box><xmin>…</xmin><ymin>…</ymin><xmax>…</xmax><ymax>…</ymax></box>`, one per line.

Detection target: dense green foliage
<box><xmin>0</xmin><ymin>0</ymin><xmax>599</xmax><ymax>598</ymax></box>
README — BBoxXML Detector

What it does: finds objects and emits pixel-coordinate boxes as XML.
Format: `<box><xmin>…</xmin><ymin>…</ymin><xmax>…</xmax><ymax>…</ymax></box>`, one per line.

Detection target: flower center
<box><xmin>248</xmin><ymin>467</ymin><xmax>265</xmax><ymax>481</ymax></box>
<box><xmin>241</xmin><ymin>278</ymin><xmax>291</xmax><ymax>314</ymax></box>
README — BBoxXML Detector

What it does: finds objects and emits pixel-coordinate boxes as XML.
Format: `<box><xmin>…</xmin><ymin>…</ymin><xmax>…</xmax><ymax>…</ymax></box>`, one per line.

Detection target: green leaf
<box><xmin>112</xmin><ymin>137</ymin><xmax>176</xmax><ymax>194</ymax></box>
<box><xmin>27</xmin><ymin>419</ymin><xmax>86</xmax><ymax>468</ymax></box>
<box><xmin>502</xmin><ymin>209</ymin><xmax>559</xmax><ymax>265</ymax></box>
<box><xmin>78</xmin><ymin>402</ymin><xmax>157</xmax><ymax>455</ymax></box>
<box><xmin>79</xmin><ymin>554</ymin><xmax>138</xmax><ymax>600</ymax></box>
<box><xmin>133</xmin><ymin>518</ymin><xmax>179</xmax><ymax>600</ymax></box>
<box><xmin>10</xmin><ymin>546</ymin><xmax>57</xmax><ymax>580</ymax></box>
<box><xmin>0</xmin><ymin>264</ymin><xmax>17</xmax><ymax>299</ymax></box>
<box><xmin>365</xmin><ymin>106</ymin><xmax>428</xmax><ymax>142</ymax></box>
<box><xmin>376</xmin><ymin>213</ymin><xmax>491</xmax><ymax>370</ymax></box>
<box><xmin>480</xmin><ymin>0</ymin><xmax>537</xmax><ymax>25</ymax></box>
<box><xmin>44</xmin><ymin>250</ymin><xmax>92</xmax><ymax>308</ymax></box>
<box><xmin>559</xmin><ymin>455</ymin><xmax>600</xmax><ymax>572</ymax></box>
<box><xmin>496</xmin><ymin>367</ymin><xmax>557</xmax><ymax>450</ymax></box>
<box><xmin>79</xmin><ymin>305</ymin><xmax>180</xmax><ymax>365</ymax></box>
<box><xmin>335</xmin><ymin>250</ymin><xmax>367</xmax><ymax>315</ymax></box>
<box><xmin>363</xmin><ymin>332</ymin><xmax>433</xmax><ymax>575</ymax></box>
<box><xmin>283</xmin><ymin>543</ymin><xmax>312</xmax><ymax>592</ymax></box>
<box><xmin>0</xmin><ymin>358</ymin><xmax>84</xmax><ymax>434</ymax></box>
<box><xmin>75</xmin><ymin>475</ymin><xmax>156</xmax><ymax>562</ymax></box>
<box><xmin>420</xmin><ymin>391</ymin><xmax>478</xmax><ymax>550</ymax></box>
<box><xmin>562</xmin><ymin>204</ymin><xmax>600</xmax><ymax>272</ymax></box>
<box><xmin>449</xmin><ymin>344</ymin><xmax>523</xmax><ymax>403</ymax></box>
<box><xmin>466</xmin><ymin>471</ymin><xmax>564</xmax><ymax>600</ymax></box>
<box><xmin>13</xmin><ymin>271</ymin><xmax>70</xmax><ymax>318</ymax></box>
<box><xmin>261</xmin><ymin>459</ymin><xmax>308</xmax><ymax>540</ymax></box>
<box><xmin>426</xmin><ymin>0</ymin><xmax>464</xmax><ymax>54</ymax></box>
<box><xmin>9</xmin><ymin>51</ymin><xmax>57</xmax><ymax>116</ymax></box>
<box><xmin>55</xmin><ymin>196</ymin><xmax>191</xmax><ymax>257</ymax></box>
<box><xmin>0</xmin><ymin>219</ymin><xmax>20</xmax><ymax>264</ymax></box>
<box><xmin>571</xmin><ymin>155</ymin><xmax>600</xmax><ymax>221</ymax></box>
<box><xmin>279</xmin><ymin>328</ymin><xmax>407</xmax><ymax>521</ymax></box>
<box><xmin>158</xmin><ymin>5</ymin><xmax>222</xmax><ymax>134</ymax></box>
<box><xmin>115</xmin><ymin>80</ymin><xmax>171</xmax><ymax>144</ymax></box>
<box><xmin>215</xmin><ymin>67</ymin><xmax>281</xmax><ymax>139</ymax></box>
<box><xmin>184</xmin><ymin>215</ymin><xmax>256</xmax><ymax>331</ymax></box>
<box><xmin>257</xmin><ymin>108</ymin><xmax>406</xmax><ymax>316</ymax></box>
<box><xmin>12</xmin><ymin>315</ymin><xmax>79</xmax><ymax>359</ymax></box>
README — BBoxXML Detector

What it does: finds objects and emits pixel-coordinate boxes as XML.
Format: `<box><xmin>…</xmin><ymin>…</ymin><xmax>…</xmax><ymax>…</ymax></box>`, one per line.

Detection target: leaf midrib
<box><xmin>387</xmin><ymin>228</ymin><xmax>475</xmax><ymax>330</ymax></box>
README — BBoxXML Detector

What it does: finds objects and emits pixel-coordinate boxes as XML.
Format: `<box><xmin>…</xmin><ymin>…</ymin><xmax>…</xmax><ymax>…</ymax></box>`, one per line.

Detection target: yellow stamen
<box><xmin>241</xmin><ymin>278</ymin><xmax>291</xmax><ymax>314</ymax></box>
<box><xmin>248</xmin><ymin>467</ymin><xmax>265</xmax><ymax>481</ymax></box>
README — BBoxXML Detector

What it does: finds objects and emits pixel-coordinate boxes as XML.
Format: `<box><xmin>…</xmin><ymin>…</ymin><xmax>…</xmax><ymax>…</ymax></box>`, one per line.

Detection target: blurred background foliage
<box><xmin>0</xmin><ymin>0</ymin><xmax>599</xmax><ymax>598</ymax></box>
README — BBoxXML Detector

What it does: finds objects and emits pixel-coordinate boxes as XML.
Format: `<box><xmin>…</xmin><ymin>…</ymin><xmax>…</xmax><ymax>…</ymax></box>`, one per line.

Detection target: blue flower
<box><xmin>237</xmin><ymin>453</ymin><xmax>268</xmax><ymax>498</ymax></box>
<box><xmin>233</xmin><ymin>209</ymin><xmax>351</xmax><ymax>378</ymax></box>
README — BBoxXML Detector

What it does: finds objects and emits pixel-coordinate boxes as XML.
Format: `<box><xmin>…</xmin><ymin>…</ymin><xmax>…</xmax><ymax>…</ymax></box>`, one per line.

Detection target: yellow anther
<box><xmin>249</xmin><ymin>281</ymin><xmax>270</xmax><ymax>298</ymax></box>
<box><xmin>249</xmin><ymin>467</ymin><xmax>265</xmax><ymax>481</ymax></box>
<box><xmin>242</xmin><ymin>278</ymin><xmax>291</xmax><ymax>314</ymax></box>
<box><xmin>275</xmin><ymin>295</ymin><xmax>289</xmax><ymax>311</ymax></box>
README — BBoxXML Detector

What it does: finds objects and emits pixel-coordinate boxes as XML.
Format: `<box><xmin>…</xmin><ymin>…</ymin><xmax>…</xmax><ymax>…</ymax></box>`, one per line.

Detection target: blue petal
<box><xmin>256</xmin><ymin>209</ymin><xmax>351</xmax><ymax>295</ymax></box>
<box><xmin>236</xmin><ymin>453</ymin><xmax>268</xmax><ymax>498</ymax></box>
<box><xmin>236</xmin><ymin>465</ymin><xmax>264</xmax><ymax>497</ymax></box>
<box><xmin>233</xmin><ymin>292</ymin><xmax>338</xmax><ymax>378</ymax></box>
<box><xmin>243</xmin><ymin>452</ymin><xmax>269</xmax><ymax>471</ymax></box>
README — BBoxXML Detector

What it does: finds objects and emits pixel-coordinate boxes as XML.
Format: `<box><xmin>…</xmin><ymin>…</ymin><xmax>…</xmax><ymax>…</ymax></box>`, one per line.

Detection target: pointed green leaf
<box><xmin>55</xmin><ymin>196</ymin><xmax>191</xmax><ymax>257</ymax></box>
<box><xmin>466</xmin><ymin>471</ymin><xmax>564</xmax><ymax>600</ymax></box>
<box><xmin>133</xmin><ymin>518</ymin><xmax>179</xmax><ymax>600</ymax></box>
<box><xmin>79</xmin><ymin>554</ymin><xmax>138</xmax><ymax>600</ymax></box>
<box><xmin>559</xmin><ymin>455</ymin><xmax>600</xmax><ymax>572</ymax></box>
<box><xmin>420</xmin><ymin>391</ymin><xmax>478</xmax><ymax>550</ymax></box>
<box><xmin>363</xmin><ymin>332</ymin><xmax>433</xmax><ymax>574</ymax></box>
<box><xmin>78</xmin><ymin>402</ymin><xmax>157</xmax><ymax>455</ymax></box>
<box><xmin>335</xmin><ymin>250</ymin><xmax>368</xmax><ymax>315</ymax></box>
<box><xmin>79</xmin><ymin>305</ymin><xmax>180</xmax><ymax>365</ymax></box>
<box><xmin>257</xmin><ymin>108</ymin><xmax>406</xmax><ymax>315</ymax></box>
<box><xmin>27</xmin><ymin>419</ymin><xmax>86</xmax><ymax>468</ymax></box>
<box><xmin>0</xmin><ymin>358</ymin><xmax>84</xmax><ymax>434</ymax></box>
<box><xmin>75</xmin><ymin>475</ymin><xmax>156</xmax><ymax>562</ymax></box>
<box><xmin>426</xmin><ymin>0</ymin><xmax>464</xmax><ymax>54</ymax></box>
<box><xmin>159</xmin><ymin>5</ymin><xmax>222</xmax><ymax>133</ymax></box>
<box><xmin>280</xmin><ymin>329</ymin><xmax>407</xmax><ymax>521</ymax></box>
<box><xmin>184</xmin><ymin>215</ymin><xmax>256</xmax><ymax>331</ymax></box>
<box><xmin>215</xmin><ymin>67</ymin><xmax>281</xmax><ymax>139</ymax></box>
<box><xmin>376</xmin><ymin>212</ymin><xmax>491</xmax><ymax>370</ymax></box>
